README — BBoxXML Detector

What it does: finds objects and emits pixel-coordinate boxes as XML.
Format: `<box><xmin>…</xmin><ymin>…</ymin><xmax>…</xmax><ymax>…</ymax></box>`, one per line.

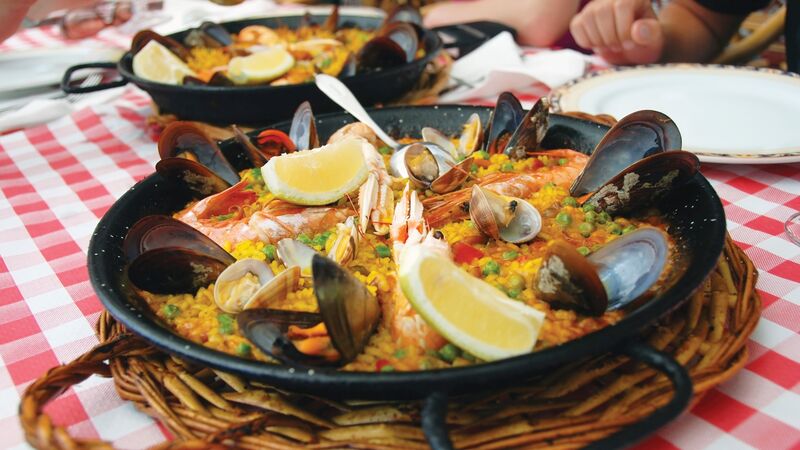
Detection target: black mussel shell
<box><xmin>485</xmin><ymin>92</ymin><xmax>525</xmax><ymax>154</ymax></box>
<box><xmin>208</xmin><ymin>71</ymin><xmax>234</xmax><ymax>86</ymax></box>
<box><xmin>127</xmin><ymin>247</ymin><xmax>229</xmax><ymax>294</ymax></box>
<box><xmin>503</xmin><ymin>97</ymin><xmax>549</xmax><ymax>160</ymax></box>
<box><xmin>200</xmin><ymin>21</ymin><xmax>233</xmax><ymax>46</ymax></box>
<box><xmin>123</xmin><ymin>215</ymin><xmax>234</xmax><ymax>265</ymax></box>
<box><xmin>131</xmin><ymin>30</ymin><xmax>189</xmax><ymax>60</ymax></box>
<box><xmin>323</xmin><ymin>5</ymin><xmax>339</xmax><ymax>32</ymax></box>
<box><xmin>570</xmin><ymin>110</ymin><xmax>682</xmax><ymax>197</ymax></box>
<box><xmin>158</xmin><ymin>122</ymin><xmax>240</xmax><ymax>186</ymax></box>
<box><xmin>155</xmin><ymin>157</ymin><xmax>232</xmax><ymax>197</ymax></box>
<box><xmin>533</xmin><ymin>240</ymin><xmax>607</xmax><ymax>316</ymax></box>
<box><xmin>231</xmin><ymin>125</ymin><xmax>266</xmax><ymax>167</ymax></box>
<box><xmin>379</xmin><ymin>22</ymin><xmax>418</xmax><ymax>62</ymax></box>
<box><xmin>582</xmin><ymin>151</ymin><xmax>700</xmax><ymax>215</ymax></box>
<box><xmin>289</xmin><ymin>101</ymin><xmax>319</xmax><ymax>150</ymax></box>
<box><xmin>313</xmin><ymin>254</ymin><xmax>380</xmax><ymax>363</ymax></box>
<box><xmin>356</xmin><ymin>36</ymin><xmax>407</xmax><ymax>72</ymax></box>
<box><xmin>237</xmin><ymin>309</ymin><xmax>336</xmax><ymax>366</ymax></box>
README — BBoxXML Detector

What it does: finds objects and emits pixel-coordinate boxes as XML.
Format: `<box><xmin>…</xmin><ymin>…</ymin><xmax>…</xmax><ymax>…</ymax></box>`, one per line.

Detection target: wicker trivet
<box><xmin>20</xmin><ymin>235</ymin><xmax>758</xmax><ymax>449</ymax></box>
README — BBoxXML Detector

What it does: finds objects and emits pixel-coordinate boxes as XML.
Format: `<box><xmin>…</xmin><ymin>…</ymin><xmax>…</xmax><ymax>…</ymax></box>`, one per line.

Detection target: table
<box><xmin>1</xmin><ymin>13</ymin><xmax>799</xmax><ymax>450</ymax></box>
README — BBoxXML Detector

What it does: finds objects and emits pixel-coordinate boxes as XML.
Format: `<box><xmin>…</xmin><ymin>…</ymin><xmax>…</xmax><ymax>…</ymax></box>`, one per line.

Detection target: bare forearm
<box><xmin>658</xmin><ymin>0</ymin><xmax>743</xmax><ymax>62</ymax></box>
<box><xmin>424</xmin><ymin>0</ymin><xmax>581</xmax><ymax>47</ymax></box>
<box><xmin>0</xmin><ymin>0</ymin><xmax>37</xmax><ymax>43</ymax></box>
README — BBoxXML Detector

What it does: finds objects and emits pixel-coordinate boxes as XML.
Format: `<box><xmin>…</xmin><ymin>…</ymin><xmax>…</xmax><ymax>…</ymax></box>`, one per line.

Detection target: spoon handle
<box><xmin>314</xmin><ymin>74</ymin><xmax>400</xmax><ymax>148</ymax></box>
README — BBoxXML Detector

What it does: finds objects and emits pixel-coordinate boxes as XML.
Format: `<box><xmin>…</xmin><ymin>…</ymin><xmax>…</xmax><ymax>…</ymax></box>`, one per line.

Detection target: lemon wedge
<box><xmin>132</xmin><ymin>40</ymin><xmax>197</xmax><ymax>85</ymax></box>
<box><xmin>228</xmin><ymin>48</ymin><xmax>294</xmax><ymax>84</ymax></box>
<box><xmin>398</xmin><ymin>245</ymin><xmax>545</xmax><ymax>361</ymax></box>
<box><xmin>263</xmin><ymin>138</ymin><xmax>369</xmax><ymax>206</ymax></box>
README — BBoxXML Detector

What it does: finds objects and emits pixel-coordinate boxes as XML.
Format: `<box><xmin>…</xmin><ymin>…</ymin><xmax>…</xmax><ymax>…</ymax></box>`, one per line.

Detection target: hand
<box><xmin>569</xmin><ymin>0</ymin><xmax>664</xmax><ymax>65</ymax></box>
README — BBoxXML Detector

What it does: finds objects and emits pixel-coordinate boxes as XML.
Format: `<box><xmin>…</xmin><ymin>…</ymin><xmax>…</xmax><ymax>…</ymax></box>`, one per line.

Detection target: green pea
<box><xmin>623</xmin><ymin>225</ymin><xmax>637</xmax><ymax>234</ymax></box>
<box><xmin>584</xmin><ymin>210</ymin><xmax>597</xmax><ymax>223</ymax></box>
<box><xmin>577</xmin><ymin>246</ymin><xmax>591</xmax><ymax>256</ymax></box>
<box><xmin>558</xmin><ymin>158</ymin><xmax>568</xmax><ymax>166</ymax></box>
<box><xmin>393</xmin><ymin>348</ymin><xmax>407</xmax><ymax>359</ymax></box>
<box><xmin>215</xmin><ymin>212</ymin><xmax>234</xmax><ymax>222</ymax></box>
<box><xmin>470</xmin><ymin>163</ymin><xmax>479</xmax><ymax>174</ymax></box>
<box><xmin>438</xmin><ymin>343</ymin><xmax>460</xmax><ymax>363</ymax></box>
<box><xmin>236</xmin><ymin>342</ymin><xmax>252</xmax><ymax>356</ymax></box>
<box><xmin>582</xmin><ymin>203</ymin><xmax>597</xmax><ymax>213</ymax></box>
<box><xmin>476</xmin><ymin>150</ymin><xmax>490</xmax><ymax>160</ymax></box>
<box><xmin>375</xmin><ymin>244</ymin><xmax>391</xmax><ymax>258</ymax></box>
<box><xmin>599</xmin><ymin>211</ymin><xmax>612</xmax><ymax>224</ymax></box>
<box><xmin>163</xmin><ymin>304</ymin><xmax>180</xmax><ymax>319</ymax></box>
<box><xmin>297</xmin><ymin>234</ymin><xmax>312</xmax><ymax>245</ymax></box>
<box><xmin>555</xmin><ymin>212</ymin><xmax>572</xmax><ymax>227</ymax></box>
<box><xmin>507</xmin><ymin>287</ymin><xmax>522</xmax><ymax>299</ymax></box>
<box><xmin>507</xmin><ymin>273</ymin><xmax>526</xmax><ymax>290</ymax></box>
<box><xmin>420</xmin><ymin>360</ymin><xmax>433</xmax><ymax>370</ymax></box>
<box><xmin>561</xmin><ymin>197</ymin><xmax>578</xmax><ymax>207</ymax></box>
<box><xmin>502</xmin><ymin>250</ymin><xmax>518</xmax><ymax>261</ymax></box>
<box><xmin>461</xmin><ymin>352</ymin><xmax>476</xmax><ymax>362</ymax></box>
<box><xmin>607</xmin><ymin>223</ymin><xmax>623</xmax><ymax>235</ymax></box>
<box><xmin>380</xmin><ymin>364</ymin><xmax>395</xmax><ymax>372</ymax></box>
<box><xmin>378</xmin><ymin>145</ymin><xmax>393</xmax><ymax>155</ymax></box>
<box><xmin>218</xmin><ymin>314</ymin><xmax>235</xmax><ymax>335</ymax></box>
<box><xmin>501</xmin><ymin>162</ymin><xmax>514</xmax><ymax>172</ymax></box>
<box><xmin>578</xmin><ymin>222</ymin><xmax>595</xmax><ymax>237</ymax></box>
<box><xmin>543</xmin><ymin>182</ymin><xmax>556</xmax><ymax>189</ymax></box>
<box><xmin>262</xmin><ymin>244</ymin><xmax>277</xmax><ymax>261</ymax></box>
<box><xmin>250</xmin><ymin>167</ymin><xmax>262</xmax><ymax>181</ymax></box>
<box><xmin>482</xmin><ymin>260</ymin><xmax>500</xmax><ymax>276</ymax></box>
<box><xmin>312</xmin><ymin>233</ymin><xmax>329</xmax><ymax>249</ymax></box>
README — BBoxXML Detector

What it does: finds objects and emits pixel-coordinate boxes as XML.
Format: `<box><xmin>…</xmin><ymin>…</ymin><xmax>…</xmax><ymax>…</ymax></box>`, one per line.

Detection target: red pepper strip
<box><xmin>529</xmin><ymin>158</ymin><xmax>544</xmax><ymax>170</ymax></box>
<box><xmin>453</xmin><ymin>241</ymin><xmax>484</xmax><ymax>265</ymax></box>
<box><xmin>256</xmin><ymin>129</ymin><xmax>296</xmax><ymax>153</ymax></box>
<box><xmin>375</xmin><ymin>359</ymin><xmax>391</xmax><ymax>372</ymax></box>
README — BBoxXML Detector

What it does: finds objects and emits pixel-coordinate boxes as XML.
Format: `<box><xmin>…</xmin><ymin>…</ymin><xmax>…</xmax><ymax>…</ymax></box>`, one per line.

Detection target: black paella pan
<box><xmin>61</xmin><ymin>12</ymin><xmax>443</xmax><ymax>124</ymax></box>
<box><xmin>88</xmin><ymin>105</ymin><xmax>726</xmax><ymax>449</ymax></box>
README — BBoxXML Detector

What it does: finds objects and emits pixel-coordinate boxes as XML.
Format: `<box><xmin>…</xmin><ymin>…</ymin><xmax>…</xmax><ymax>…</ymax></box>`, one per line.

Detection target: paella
<box><xmin>130</xmin><ymin>6</ymin><xmax>427</xmax><ymax>87</ymax></box>
<box><xmin>125</xmin><ymin>93</ymin><xmax>698</xmax><ymax>372</ymax></box>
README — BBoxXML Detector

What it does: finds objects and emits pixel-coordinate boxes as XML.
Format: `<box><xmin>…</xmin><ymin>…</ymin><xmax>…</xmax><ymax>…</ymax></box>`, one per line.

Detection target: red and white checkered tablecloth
<box><xmin>1</xmin><ymin>25</ymin><xmax>799</xmax><ymax>450</ymax></box>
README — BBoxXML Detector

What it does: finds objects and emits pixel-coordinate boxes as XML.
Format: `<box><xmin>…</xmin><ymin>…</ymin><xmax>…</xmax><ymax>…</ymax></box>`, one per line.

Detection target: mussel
<box><xmin>533</xmin><ymin>228</ymin><xmax>669</xmax><ymax>316</ymax></box>
<box><xmin>469</xmin><ymin>185</ymin><xmax>542</xmax><ymax>244</ymax></box>
<box><xmin>404</xmin><ymin>143</ymin><xmax>473</xmax><ymax>194</ymax></box>
<box><xmin>485</xmin><ymin>92</ymin><xmax>525</xmax><ymax>154</ymax></box>
<box><xmin>503</xmin><ymin>97</ymin><xmax>549</xmax><ymax>160</ymax></box>
<box><xmin>237</xmin><ymin>254</ymin><xmax>380</xmax><ymax>365</ymax></box>
<box><xmin>289</xmin><ymin>101</ymin><xmax>320</xmax><ymax>151</ymax></box>
<box><xmin>570</xmin><ymin>110</ymin><xmax>682</xmax><ymax>197</ymax></box>
<box><xmin>356</xmin><ymin>19</ymin><xmax>419</xmax><ymax>72</ymax></box>
<box><xmin>124</xmin><ymin>215</ymin><xmax>235</xmax><ymax>295</ymax></box>
<box><xmin>131</xmin><ymin>29</ymin><xmax>190</xmax><ymax>60</ymax></box>
<box><xmin>183</xmin><ymin>21</ymin><xmax>233</xmax><ymax>48</ymax></box>
<box><xmin>156</xmin><ymin>121</ymin><xmax>241</xmax><ymax>196</ymax></box>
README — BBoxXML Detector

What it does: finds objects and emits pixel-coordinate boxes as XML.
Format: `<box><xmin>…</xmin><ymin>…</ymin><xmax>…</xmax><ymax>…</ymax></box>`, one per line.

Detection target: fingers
<box><xmin>570</xmin><ymin>0</ymin><xmax>663</xmax><ymax>64</ymax></box>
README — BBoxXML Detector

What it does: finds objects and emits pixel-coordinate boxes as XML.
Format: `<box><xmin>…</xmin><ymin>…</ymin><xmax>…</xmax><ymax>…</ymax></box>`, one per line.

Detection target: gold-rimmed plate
<box><xmin>550</xmin><ymin>64</ymin><xmax>800</xmax><ymax>164</ymax></box>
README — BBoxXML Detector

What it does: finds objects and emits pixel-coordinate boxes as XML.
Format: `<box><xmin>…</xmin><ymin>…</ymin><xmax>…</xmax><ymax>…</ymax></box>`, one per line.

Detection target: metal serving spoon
<box><xmin>314</xmin><ymin>74</ymin><xmax>454</xmax><ymax>178</ymax></box>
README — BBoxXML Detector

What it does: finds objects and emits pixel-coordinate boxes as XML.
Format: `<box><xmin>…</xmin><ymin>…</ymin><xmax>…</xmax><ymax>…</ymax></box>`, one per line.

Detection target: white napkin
<box><xmin>440</xmin><ymin>31</ymin><xmax>589</xmax><ymax>103</ymax></box>
<box><xmin>0</xmin><ymin>87</ymin><xmax>125</xmax><ymax>134</ymax></box>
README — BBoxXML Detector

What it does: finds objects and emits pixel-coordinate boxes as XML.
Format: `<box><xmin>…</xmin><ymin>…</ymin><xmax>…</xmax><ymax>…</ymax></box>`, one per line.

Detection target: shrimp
<box><xmin>176</xmin><ymin>180</ymin><xmax>352</xmax><ymax>247</ymax></box>
<box><xmin>424</xmin><ymin>149</ymin><xmax>588</xmax><ymax>227</ymax></box>
<box><xmin>329</xmin><ymin>123</ymin><xmax>394</xmax><ymax>235</ymax></box>
<box><xmin>386</xmin><ymin>183</ymin><xmax>450</xmax><ymax>350</ymax></box>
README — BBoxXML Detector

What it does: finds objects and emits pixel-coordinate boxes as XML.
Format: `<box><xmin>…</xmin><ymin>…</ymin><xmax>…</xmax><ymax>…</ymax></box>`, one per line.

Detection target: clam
<box><xmin>404</xmin><ymin>143</ymin><xmax>473</xmax><ymax>194</ymax></box>
<box><xmin>503</xmin><ymin>97</ymin><xmax>549</xmax><ymax>160</ymax></box>
<box><xmin>156</xmin><ymin>122</ymin><xmax>240</xmax><ymax>196</ymax></box>
<box><xmin>276</xmin><ymin>238</ymin><xmax>317</xmax><ymax>277</ymax></box>
<box><xmin>469</xmin><ymin>185</ymin><xmax>542</xmax><ymax>244</ymax></box>
<box><xmin>237</xmin><ymin>254</ymin><xmax>380</xmax><ymax>365</ymax></box>
<box><xmin>421</xmin><ymin>112</ymin><xmax>482</xmax><ymax>160</ymax></box>
<box><xmin>485</xmin><ymin>92</ymin><xmax>525</xmax><ymax>154</ymax></box>
<box><xmin>326</xmin><ymin>217</ymin><xmax>359</xmax><ymax>266</ymax></box>
<box><xmin>533</xmin><ymin>228</ymin><xmax>669</xmax><ymax>316</ymax></box>
<box><xmin>289</xmin><ymin>101</ymin><xmax>320</xmax><ymax>151</ymax></box>
<box><xmin>421</xmin><ymin>127</ymin><xmax>457</xmax><ymax>159</ymax></box>
<box><xmin>582</xmin><ymin>151</ymin><xmax>700</xmax><ymax>215</ymax></box>
<box><xmin>570</xmin><ymin>110</ymin><xmax>682</xmax><ymax>197</ymax></box>
<box><xmin>213</xmin><ymin>258</ymin><xmax>301</xmax><ymax>313</ymax></box>
<box><xmin>389</xmin><ymin>142</ymin><xmax>454</xmax><ymax>178</ymax></box>
<box><xmin>124</xmin><ymin>215</ymin><xmax>235</xmax><ymax>294</ymax></box>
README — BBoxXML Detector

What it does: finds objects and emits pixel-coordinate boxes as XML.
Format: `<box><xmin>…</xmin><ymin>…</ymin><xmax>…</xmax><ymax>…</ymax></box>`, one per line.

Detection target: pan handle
<box><xmin>61</xmin><ymin>62</ymin><xmax>128</xmax><ymax>94</ymax></box>
<box><xmin>585</xmin><ymin>340</ymin><xmax>693</xmax><ymax>450</ymax></box>
<box><xmin>421</xmin><ymin>390</ymin><xmax>454</xmax><ymax>450</ymax></box>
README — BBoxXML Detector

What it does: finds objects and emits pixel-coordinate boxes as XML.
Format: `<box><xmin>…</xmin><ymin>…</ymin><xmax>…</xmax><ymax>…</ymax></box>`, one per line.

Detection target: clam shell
<box><xmin>421</xmin><ymin>127</ymin><xmax>457</xmax><ymax>159</ymax></box>
<box><xmin>213</xmin><ymin>258</ymin><xmax>275</xmax><ymax>313</ymax></box>
<box><xmin>276</xmin><ymin>238</ymin><xmax>317</xmax><ymax>277</ymax></box>
<box><xmin>389</xmin><ymin>142</ymin><xmax>454</xmax><ymax>178</ymax></box>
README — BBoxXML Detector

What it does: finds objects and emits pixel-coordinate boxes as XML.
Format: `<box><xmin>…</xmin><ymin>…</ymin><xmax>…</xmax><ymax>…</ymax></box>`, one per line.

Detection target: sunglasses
<box><xmin>31</xmin><ymin>1</ymin><xmax>162</xmax><ymax>40</ymax></box>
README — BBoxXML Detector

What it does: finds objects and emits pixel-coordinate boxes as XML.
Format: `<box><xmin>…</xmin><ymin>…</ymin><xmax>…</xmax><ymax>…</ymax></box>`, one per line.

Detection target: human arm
<box><xmin>423</xmin><ymin>0</ymin><xmax>582</xmax><ymax>47</ymax></box>
<box><xmin>0</xmin><ymin>0</ymin><xmax>38</xmax><ymax>43</ymax></box>
<box><xmin>569</xmin><ymin>0</ymin><xmax>750</xmax><ymax>65</ymax></box>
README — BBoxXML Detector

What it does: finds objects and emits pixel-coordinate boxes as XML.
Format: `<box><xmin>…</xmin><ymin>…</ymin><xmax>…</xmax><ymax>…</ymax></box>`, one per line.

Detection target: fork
<box><xmin>0</xmin><ymin>73</ymin><xmax>103</xmax><ymax>114</ymax></box>
<box><xmin>65</xmin><ymin>73</ymin><xmax>104</xmax><ymax>105</ymax></box>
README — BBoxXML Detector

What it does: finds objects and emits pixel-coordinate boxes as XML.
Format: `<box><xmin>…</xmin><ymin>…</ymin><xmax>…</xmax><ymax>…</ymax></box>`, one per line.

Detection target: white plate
<box><xmin>550</xmin><ymin>64</ymin><xmax>800</xmax><ymax>164</ymax></box>
<box><xmin>0</xmin><ymin>47</ymin><xmax>123</xmax><ymax>94</ymax></box>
